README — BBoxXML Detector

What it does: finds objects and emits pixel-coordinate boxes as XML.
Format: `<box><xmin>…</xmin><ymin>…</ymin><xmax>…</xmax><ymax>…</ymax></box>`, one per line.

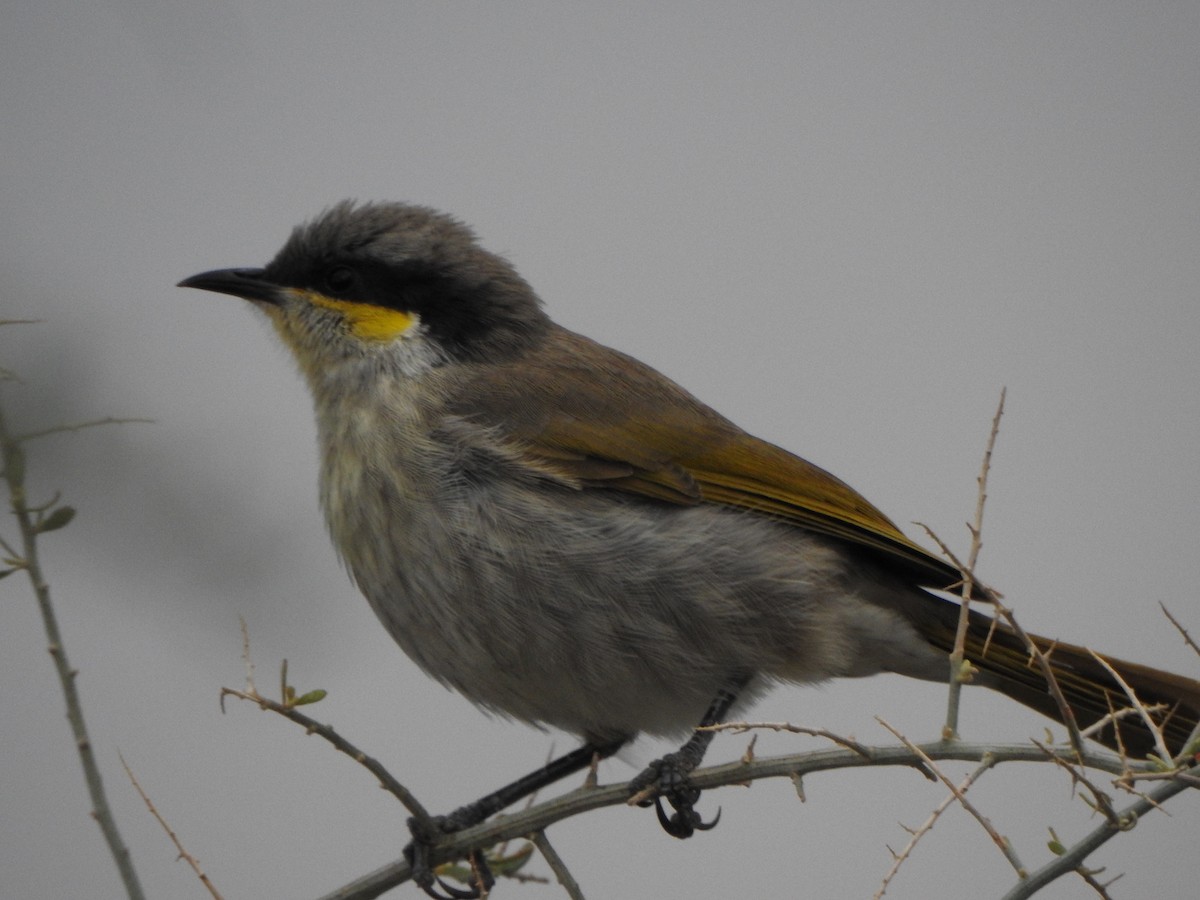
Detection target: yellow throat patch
<box><xmin>304</xmin><ymin>291</ymin><xmax>417</xmax><ymax>342</ymax></box>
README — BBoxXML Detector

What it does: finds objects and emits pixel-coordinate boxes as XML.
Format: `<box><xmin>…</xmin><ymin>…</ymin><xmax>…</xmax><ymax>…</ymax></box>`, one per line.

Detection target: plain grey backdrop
<box><xmin>3</xmin><ymin>3</ymin><xmax>1199</xmax><ymax>898</ymax></box>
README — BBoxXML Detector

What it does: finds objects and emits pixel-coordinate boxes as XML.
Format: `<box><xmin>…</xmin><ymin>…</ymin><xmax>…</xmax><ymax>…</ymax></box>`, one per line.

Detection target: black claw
<box><xmin>652</xmin><ymin>794</ymin><xmax>722</xmax><ymax>839</ymax></box>
<box><xmin>411</xmin><ymin>851</ymin><xmax>492</xmax><ymax>900</ymax></box>
<box><xmin>429</xmin><ymin>876</ymin><xmax>482</xmax><ymax>900</ymax></box>
<box><xmin>632</xmin><ymin>753</ymin><xmax>722</xmax><ymax>839</ymax></box>
<box><xmin>406</xmin><ymin>818</ymin><xmax>493</xmax><ymax>900</ymax></box>
<box><xmin>402</xmin><ymin>740</ymin><xmax>626</xmax><ymax>898</ymax></box>
<box><xmin>419</xmin><ymin>881</ymin><xmax>456</xmax><ymax>900</ymax></box>
<box><xmin>653</xmin><ymin>796</ymin><xmax>698</xmax><ymax>838</ymax></box>
<box><xmin>405</xmin><ymin>817</ymin><xmax>440</xmax><ymax>895</ymax></box>
<box><xmin>631</xmin><ymin>679</ymin><xmax>747</xmax><ymax>839</ymax></box>
<box><xmin>653</xmin><ymin>796</ymin><xmax>675</xmax><ymax>833</ymax></box>
<box><xmin>694</xmin><ymin>805</ymin><xmax>721</xmax><ymax>831</ymax></box>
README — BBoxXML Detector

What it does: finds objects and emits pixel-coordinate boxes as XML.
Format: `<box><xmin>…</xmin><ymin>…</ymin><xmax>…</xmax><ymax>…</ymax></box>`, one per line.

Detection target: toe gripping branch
<box><xmin>404</xmin><ymin>675</ymin><xmax>747</xmax><ymax>897</ymax></box>
<box><xmin>629</xmin><ymin>675</ymin><xmax>749</xmax><ymax>839</ymax></box>
<box><xmin>405</xmin><ymin>811</ymin><xmax>493</xmax><ymax>900</ymax></box>
<box><xmin>404</xmin><ymin>738</ymin><xmax>626</xmax><ymax>899</ymax></box>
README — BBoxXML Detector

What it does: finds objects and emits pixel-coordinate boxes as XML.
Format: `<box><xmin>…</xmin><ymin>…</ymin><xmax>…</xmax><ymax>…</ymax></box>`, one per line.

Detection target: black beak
<box><xmin>177</xmin><ymin>267</ymin><xmax>282</xmax><ymax>305</ymax></box>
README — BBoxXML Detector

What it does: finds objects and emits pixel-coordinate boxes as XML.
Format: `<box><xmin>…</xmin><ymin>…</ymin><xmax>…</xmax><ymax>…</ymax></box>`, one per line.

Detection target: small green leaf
<box><xmin>291</xmin><ymin>689</ymin><xmax>327</xmax><ymax>706</ymax></box>
<box><xmin>1146</xmin><ymin>753</ymin><xmax>1174</xmax><ymax>772</ymax></box>
<box><xmin>435</xmin><ymin>843</ymin><xmax>533</xmax><ymax>886</ymax></box>
<box><xmin>1047</xmin><ymin>838</ymin><xmax>1067</xmax><ymax>856</ymax></box>
<box><xmin>487</xmin><ymin>842</ymin><xmax>533</xmax><ymax>876</ymax></box>
<box><xmin>37</xmin><ymin>505</ymin><xmax>76</xmax><ymax>533</ymax></box>
<box><xmin>1180</xmin><ymin>735</ymin><xmax>1200</xmax><ymax>759</ymax></box>
<box><xmin>434</xmin><ymin>862</ymin><xmax>474</xmax><ymax>885</ymax></box>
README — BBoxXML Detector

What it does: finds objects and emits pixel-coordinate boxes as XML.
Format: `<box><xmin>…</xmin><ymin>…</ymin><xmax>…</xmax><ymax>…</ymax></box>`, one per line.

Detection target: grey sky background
<box><xmin>3</xmin><ymin>3</ymin><xmax>1199</xmax><ymax>898</ymax></box>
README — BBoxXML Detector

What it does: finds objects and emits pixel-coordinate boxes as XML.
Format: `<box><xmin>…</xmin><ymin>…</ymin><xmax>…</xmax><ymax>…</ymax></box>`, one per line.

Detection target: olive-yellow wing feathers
<box><xmin>454</xmin><ymin>328</ymin><xmax>956</xmax><ymax>585</ymax></box>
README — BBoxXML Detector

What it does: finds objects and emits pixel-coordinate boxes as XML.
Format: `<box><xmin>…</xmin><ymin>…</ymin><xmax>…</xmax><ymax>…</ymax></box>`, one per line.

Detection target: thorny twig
<box><xmin>120</xmin><ymin>754</ymin><xmax>223</xmax><ymax>899</ymax></box>
<box><xmin>219</xmin><ymin>626</ymin><xmax>434</xmax><ymax>832</ymax></box>
<box><xmin>1087</xmin><ymin>651</ymin><xmax>1173</xmax><ymax>766</ymax></box>
<box><xmin>944</xmin><ymin>388</ymin><xmax>1006</xmax><ymax>740</ymax></box>
<box><xmin>0</xmin><ymin>399</ymin><xmax>147</xmax><ymax>900</ymax></box>
<box><xmin>877</xmin><ymin>717</ymin><xmax>1025</xmax><ymax>876</ymax></box>
<box><xmin>529</xmin><ymin>831</ymin><xmax>584</xmax><ymax>900</ymax></box>
<box><xmin>874</xmin><ymin>759</ymin><xmax>994</xmax><ymax>899</ymax></box>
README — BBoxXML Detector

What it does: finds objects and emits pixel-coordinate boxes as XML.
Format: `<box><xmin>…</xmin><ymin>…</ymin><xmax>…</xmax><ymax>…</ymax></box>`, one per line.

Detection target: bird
<box><xmin>180</xmin><ymin>200</ymin><xmax>1200</xmax><ymax>896</ymax></box>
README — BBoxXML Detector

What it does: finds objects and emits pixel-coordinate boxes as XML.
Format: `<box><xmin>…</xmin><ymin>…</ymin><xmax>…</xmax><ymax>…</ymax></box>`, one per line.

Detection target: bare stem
<box><xmin>999</xmin><ymin>763</ymin><xmax>1200</xmax><ymax>900</ymax></box>
<box><xmin>0</xmin><ymin>404</ymin><xmax>146</xmax><ymax>899</ymax></box>
<box><xmin>17</xmin><ymin>417</ymin><xmax>155</xmax><ymax>443</ymax></box>
<box><xmin>944</xmin><ymin>388</ymin><xmax>1005</xmax><ymax>740</ymax></box>
<box><xmin>529</xmin><ymin>830</ymin><xmax>585</xmax><ymax>900</ymax></box>
<box><xmin>120</xmin><ymin>753</ymin><xmax>223</xmax><ymax>899</ymax></box>
<box><xmin>877</xmin><ymin>718</ymin><xmax>1024</xmax><ymax>876</ymax></box>
<box><xmin>874</xmin><ymin>758</ymin><xmax>993</xmax><ymax>898</ymax></box>
<box><xmin>1159</xmin><ymin>603</ymin><xmax>1200</xmax><ymax>658</ymax></box>
<box><xmin>1087</xmin><ymin>651</ymin><xmax>1173</xmax><ymax>765</ymax></box>
<box><xmin>220</xmin><ymin>686</ymin><xmax>435</xmax><ymax>830</ymax></box>
<box><xmin>312</xmin><ymin>738</ymin><xmax>1155</xmax><ymax>900</ymax></box>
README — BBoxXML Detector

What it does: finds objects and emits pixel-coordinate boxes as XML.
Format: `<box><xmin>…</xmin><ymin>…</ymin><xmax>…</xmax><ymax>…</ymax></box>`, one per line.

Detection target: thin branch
<box><xmin>529</xmin><ymin>830</ymin><xmax>585</xmax><ymax>900</ymax></box>
<box><xmin>1076</xmin><ymin>868</ymin><xmax>1119</xmax><ymax>899</ymax></box>
<box><xmin>16</xmin><ymin>417</ymin><xmax>155</xmax><ymax>443</ymax></box>
<box><xmin>120</xmin><ymin>754</ymin><xmax>223</xmax><ymax>899</ymax></box>
<box><xmin>919</xmin><ymin>519</ymin><xmax>1086</xmax><ymax>760</ymax></box>
<box><xmin>944</xmin><ymin>389</ymin><xmax>1006</xmax><ymax>737</ymax></box>
<box><xmin>1078</xmin><ymin>704</ymin><xmax>1166</xmax><ymax>744</ymax></box>
<box><xmin>220</xmin><ymin>685</ymin><xmax>435</xmax><ymax>831</ymax></box>
<box><xmin>876</xmin><ymin>718</ymin><xmax>1024</xmax><ymax>876</ymax></box>
<box><xmin>238</xmin><ymin>616</ymin><xmax>257</xmax><ymax>692</ymax></box>
<box><xmin>994</xmin><ymin>602</ymin><xmax>1088</xmax><ymax>758</ymax></box>
<box><xmin>1000</xmin><ymin>763</ymin><xmax>1200</xmax><ymax>900</ymax></box>
<box><xmin>874</xmin><ymin>759</ymin><xmax>993</xmax><ymax>899</ymax></box>
<box><xmin>916</xmin><ymin>391</ymin><xmax>1091</xmax><ymax>760</ymax></box>
<box><xmin>966</xmin><ymin>387</ymin><xmax>1004</xmax><ymax>581</ymax></box>
<box><xmin>1159</xmin><ymin>603</ymin><xmax>1200</xmax><ymax>658</ymax></box>
<box><xmin>1031</xmin><ymin>740</ymin><xmax>1120</xmax><ymax>827</ymax></box>
<box><xmin>221</xmin><ymin>622</ymin><xmax>434</xmax><ymax>828</ymax></box>
<box><xmin>1087</xmin><ymin>650</ymin><xmax>1173</xmax><ymax>765</ymax></box>
<box><xmin>313</xmin><ymin>739</ymin><xmax>1149</xmax><ymax>900</ymax></box>
<box><xmin>0</xmin><ymin>404</ymin><xmax>146</xmax><ymax>899</ymax></box>
<box><xmin>700</xmin><ymin>721</ymin><xmax>872</xmax><ymax>758</ymax></box>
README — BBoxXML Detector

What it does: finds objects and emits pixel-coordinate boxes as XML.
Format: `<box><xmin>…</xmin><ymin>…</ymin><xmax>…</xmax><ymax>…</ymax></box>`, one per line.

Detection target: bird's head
<box><xmin>179</xmin><ymin>201</ymin><xmax>550</xmax><ymax>383</ymax></box>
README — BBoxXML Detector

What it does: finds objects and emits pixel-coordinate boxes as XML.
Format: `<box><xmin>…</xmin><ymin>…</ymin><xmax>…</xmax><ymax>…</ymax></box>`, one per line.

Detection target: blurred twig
<box><xmin>1160</xmin><ymin>603</ymin><xmax>1200</xmax><ymax>658</ymax></box>
<box><xmin>0</xmin><ymin>390</ymin><xmax>147</xmax><ymax>899</ymax></box>
<box><xmin>18</xmin><ymin>416</ymin><xmax>155</xmax><ymax>442</ymax></box>
<box><xmin>529</xmin><ymin>831</ymin><xmax>584</xmax><ymax>900</ymax></box>
<box><xmin>120</xmin><ymin>753</ymin><xmax>223</xmax><ymax>899</ymax></box>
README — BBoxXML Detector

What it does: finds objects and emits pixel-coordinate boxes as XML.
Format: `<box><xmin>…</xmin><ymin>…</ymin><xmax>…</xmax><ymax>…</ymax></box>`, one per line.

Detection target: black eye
<box><xmin>325</xmin><ymin>265</ymin><xmax>356</xmax><ymax>294</ymax></box>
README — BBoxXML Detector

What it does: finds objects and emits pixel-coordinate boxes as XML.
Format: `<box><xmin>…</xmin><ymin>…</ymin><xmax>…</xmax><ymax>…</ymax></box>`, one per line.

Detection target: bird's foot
<box><xmin>405</xmin><ymin>814</ymin><xmax>495</xmax><ymax>900</ymax></box>
<box><xmin>629</xmin><ymin>752</ymin><xmax>721</xmax><ymax>839</ymax></box>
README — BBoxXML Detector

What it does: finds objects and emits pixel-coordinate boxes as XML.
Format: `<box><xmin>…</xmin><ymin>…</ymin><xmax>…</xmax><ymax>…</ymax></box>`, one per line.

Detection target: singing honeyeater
<box><xmin>180</xmin><ymin>201</ymin><xmax>1200</xmax><ymax>895</ymax></box>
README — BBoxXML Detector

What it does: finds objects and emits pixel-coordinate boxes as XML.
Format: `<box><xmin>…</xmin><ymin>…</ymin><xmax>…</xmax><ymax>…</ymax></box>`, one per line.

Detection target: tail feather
<box><xmin>913</xmin><ymin>595</ymin><xmax>1200</xmax><ymax>758</ymax></box>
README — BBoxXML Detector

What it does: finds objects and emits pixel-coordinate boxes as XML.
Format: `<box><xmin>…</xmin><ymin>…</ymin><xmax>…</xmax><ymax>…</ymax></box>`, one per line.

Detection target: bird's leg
<box><xmin>629</xmin><ymin>674</ymin><xmax>749</xmax><ymax>839</ymax></box>
<box><xmin>406</xmin><ymin>737</ymin><xmax>626</xmax><ymax>899</ymax></box>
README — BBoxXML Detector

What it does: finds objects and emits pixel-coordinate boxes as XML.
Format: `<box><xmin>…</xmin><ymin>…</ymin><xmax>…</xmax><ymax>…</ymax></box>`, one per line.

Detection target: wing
<box><xmin>451</xmin><ymin>327</ymin><xmax>958</xmax><ymax>586</ymax></box>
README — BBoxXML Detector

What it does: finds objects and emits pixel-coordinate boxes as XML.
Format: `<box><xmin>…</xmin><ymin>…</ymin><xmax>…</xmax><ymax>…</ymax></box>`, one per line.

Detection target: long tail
<box><xmin>911</xmin><ymin>594</ymin><xmax>1200</xmax><ymax>758</ymax></box>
